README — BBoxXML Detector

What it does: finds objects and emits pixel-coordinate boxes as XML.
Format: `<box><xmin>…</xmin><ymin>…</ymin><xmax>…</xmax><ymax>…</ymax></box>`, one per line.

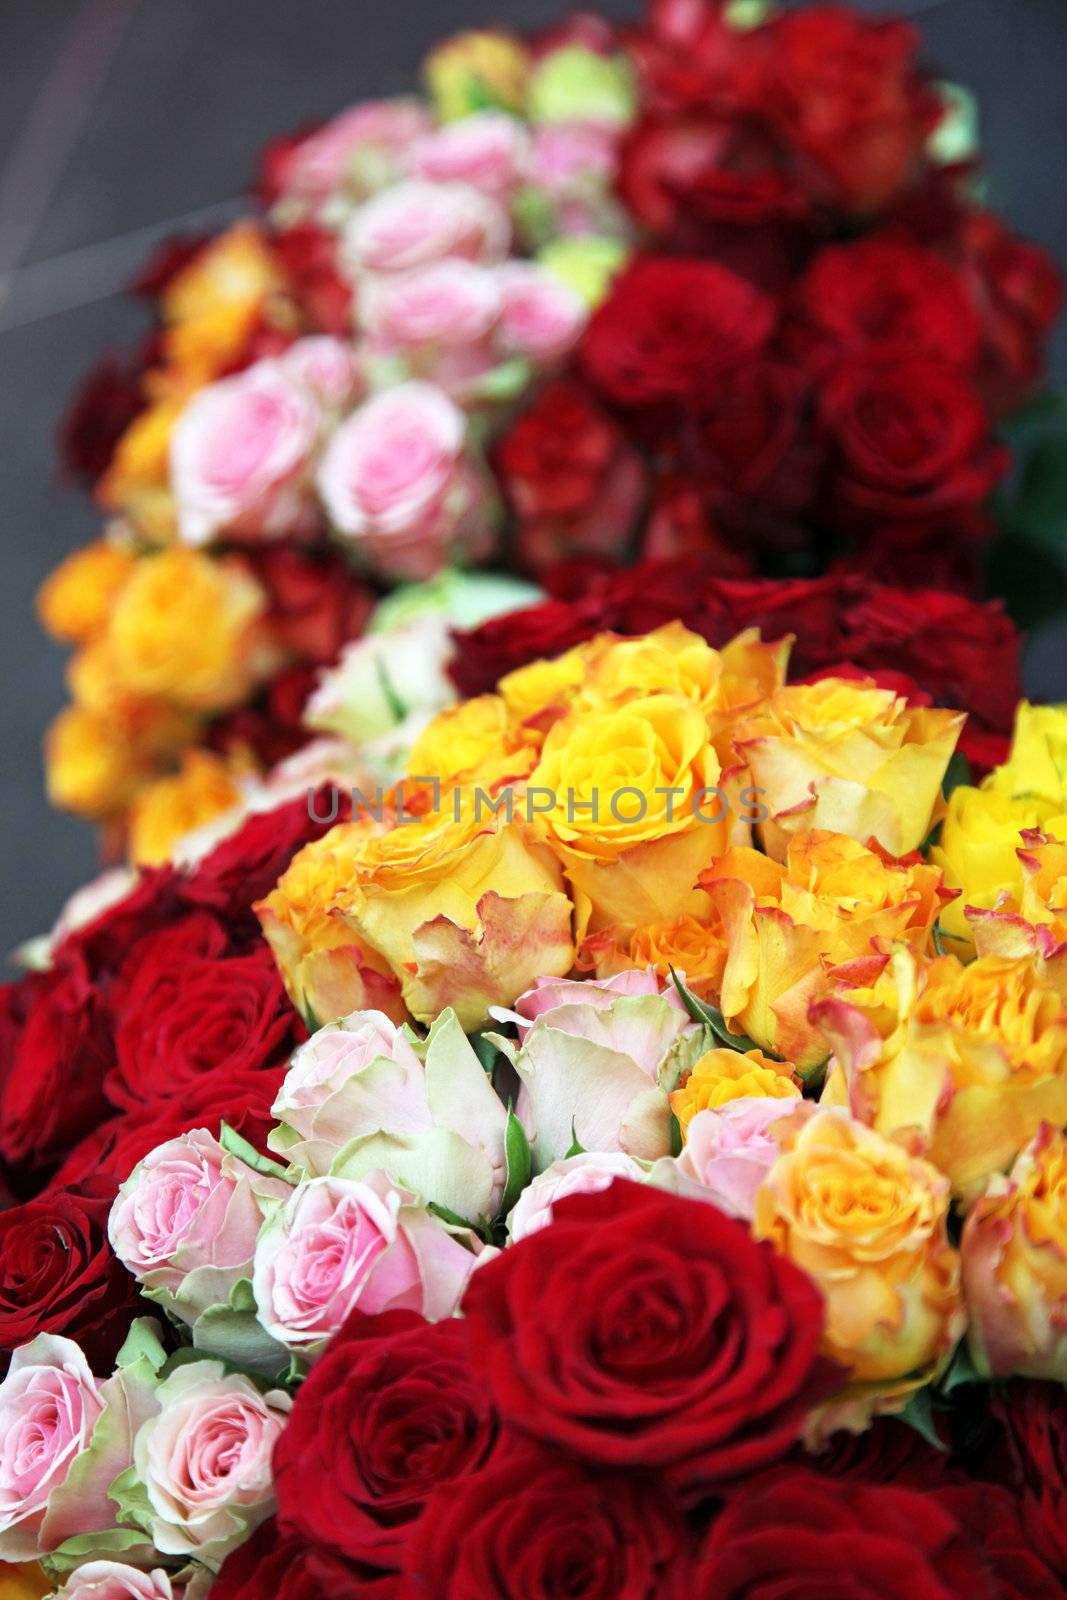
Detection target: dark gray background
<box><xmin>1</xmin><ymin>0</ymin><xmax>1065</xmax><ymax>964</ymax></box>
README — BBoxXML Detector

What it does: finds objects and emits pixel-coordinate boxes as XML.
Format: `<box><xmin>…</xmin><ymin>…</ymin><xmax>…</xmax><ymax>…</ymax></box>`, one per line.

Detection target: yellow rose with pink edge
<box><xmin>929</xmin><ymin>784</ymin><xmax>1064</xmax><ymax>957</ymax></box>
<box><xmin>967</xmin><ymin>831</ymin><xmax>1067</xmax><ymax>999</ymax></box>
<box><xmin>257</xmin><ymin>815</ymin><xmax>407</xmax><ymax>1028</ymax></box>
<box><xmin>962</xmin><ymin>1125</ymin><xmax>1067</xmax><ymax>1380</ymax></box>
<box><xmin>817</xmin><ymin>944</ymin><xmax>1067</xmax><ymax>1201</ymax></box>
<box><xmin>528</xmin><ymin>692</ymin><xmax>742</xmax><ymax>941</ymax></box>
<box><xmin>733</xmin><ymin>677</ymin><xmax>963</xmax><ymax>860</ymax></box>
<box><xmin>754</xmin><ymin>1106</ymin><xmax>964</xmax><ymax>1434</ymax></box>
<box><xmin>670</xmin><ymin>1047</ymin><xmax>800</xmax><ymax>1137</ymax></box>
<box><xmin>699</xmin><ymin>831</ymin><xmax>949</xmax><ymax>1072</ymax></box>
<box><xmin>578</xmin><ymin>911</ymin><xmax>727</xmax><ymax>1002</ymax></box>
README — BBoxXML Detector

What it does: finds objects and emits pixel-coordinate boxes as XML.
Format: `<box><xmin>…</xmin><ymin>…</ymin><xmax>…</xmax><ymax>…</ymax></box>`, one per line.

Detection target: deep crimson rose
<box><xmin>761</xmin><ymin>7</ymin><xmax>941</xmax><ymax>215</ymax></box>
<box><xmin>493</xmin><ymin>380</ymin><xmax>645</xmax><ymax>574</ymax></box>
<box><xmin>57</xmin><ymin>353</ymin><xmax>145</xmax><ymax>486</ymax></box>
<box><xmin>820</xmin><ymin>352</ymin><xmax>1009</xmax><ymax>523</ymax></box>
<box><xmin>59</xmin><ymin>865</ymin><xmax>183</xmax><ymax>980</ymax></box>
<box><xmin>640</xmin><ymin>478</ymin><xmax>753</xmax><ymax>574</ymax></box>
<box><xmin>581</xmin><ymin>256</ymin><xmax>775</xmax><ymax>412</ymax></box>
<box><xmin>244</xmin><ymin>545</ymin><xmax>374</xmax><ymax>666</ymax></box>
<box><xmin>802</xmin><ymin>1416</ymin><xmax>959</xmax><ymax>1489</ymax></box>
<box><xmin>276</xmin><ymin>1310</ymin><xmax>495</xmax><ymax>1570</ymax></box>
<box><xmin>0</xmin><ymin>1181</ymin><xmax>141</xmax><ymax>1371</ymax></box>
<box><xmin>213</xmin><ymin>1519</ymin><xmax>399</xmax><ymax>1600</ymax></box>
<box><xmin>693</xmin><ymin>1469</ymin><xmax>1026</xmax><ymax>1599</ymax></box>
<box><xmin>959</xmin><ymin>210</ymin><xmax>1065</xmax><ymax>412</ymax></box>
<box><xmin>128</xmin><ymin>232</ymin><xmax>209</xmax><ymax>300</ymax></box>
<box><xmin>992</xmin><ymin>1382</ymin><xmax>1067</xmax><ymax>1580</ymax></box>
<box><xmin>273</xmin><ymin>222</ymin><xmax>355</xmax><ymax>335</ymax></box>
<box><xmin>790</xmin><ymin>238</ymin><xmax>982</xmax><ymax>373</ymax></box>
<box><xmin>403</xmin><ymin>1436</ymin><xmax>692</xmax><ymax>1600</ymax></box>
<box><xmin>182</xmin><ymin>789</ymin><xmax>352</xmax><ymax>926</ymax></box>
<box><xmin>106</xmin><ymin>912</ymin><xmax>304</xmax><ymax>1112</ymax></box>
<box><xmin>461</xmin><ymin>1182</ymin><xmax>834</xmax><ymax>1493</ymax></box>
<box><xmin>0</xmin><ymin>952</ymin><xmax>111</xmax><ymax>1178</ymax></box>
<box><xmin>936</xmin><ymin>1483</ymin><xmax>1061</xmax><ymax>1600</ymax></box>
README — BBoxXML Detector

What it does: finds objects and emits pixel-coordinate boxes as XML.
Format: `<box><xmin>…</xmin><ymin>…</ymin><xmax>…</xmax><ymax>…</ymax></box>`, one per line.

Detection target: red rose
<box><xmin>403</xmin><ymin>1435</ymin><xmax>692</xmax><ymax>1600</ymax></box>
<box><xmin>0</xmin><ymin>1181</ymin><xmax>141</xmax><ymax>1371</ymax></box>
<box><xmin>244</xmin><ymin>545</ymin><xmax>374</xmax><ymax>666</ymax></box>
<box><xmin>129</xmin><ymin>232</ymin><xmax>209</xmax><ymax>301</ymax></box>
<box><xmin>273</xmin><ymin>222</ymin><xmax>355</xmax><ymax>335</ymax></box>
<box><xmin>213</xmin><ymin>1520</ymin><xmax>399</xmax><ymax>1600</ymax></box>
<box><xmin>461</xmin><ymin>1182</ymin><xmax>834</xmax><ymax>1494</ymax></box>
<box><xmin>640</xmin><ymin>478</ymin><xmax>753</xmax><ymax>575</ymax></box>
<box><xmin>182</xmin><ymin>790</ymin><xmax>351</xmax><ymax>927</ymax></box>
<box><xmin>580</xmin><ymin>256</ymin><xmax>775</xmax><ymax>413</ymax></box>
<box><xmin>820</xmin><ymin>351</ymin><xmax>1009</xmax><ymax>524</ymax></box>
<box><xmin>800</xmin><ymin>1416</ymin><xmax>959</xmax><ymax>1489</ymax></box>
<box><xmin>761</xmin><ymin>7</ymin><xmax>940</xmax><ymax>215</ymax></box>
<box><xmin>959</xmin><ymin>210</ymin><xmax>1065</xmax><ymax>412</ymax></box>
<box><xmin>106</xmin><ymin>913</ymin><xmax>303</xmax><ymax>1113</ymax></box>
<box><xmin>993</xmin><ymin>1382</ymin><xmax>1067</xmax><ymax>1580</ymax></box>
<box><xmin>494</xmin><ymin>381</ymin><xmax>645</xmax><ymax>574</ymax></box>
<box><xmin>693</xmin><ymin>1469</ymin><xmax>1019</xmax><ymax>1599</ymax></box>
<box><xmin>790</xmin><ymin>238</ymin><xmax>982</xmax><ymax>373</ymax></box>
<box><xmin>0</xmin><ymin>952</ymin><xmax>111</xmax><ymax>1179</ymax></box>
<box><xmin>57</xmin><ymin>355</ymin><xmax>145</xmax><ymax>487</ymax></box>
<box><xmin>276</xmin><ymin>1310</ymin><xmax>495</xmax><ymax>1571</ymax></box>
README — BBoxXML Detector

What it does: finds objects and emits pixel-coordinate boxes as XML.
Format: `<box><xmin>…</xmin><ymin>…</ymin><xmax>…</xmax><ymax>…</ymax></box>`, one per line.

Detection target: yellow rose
<box><xmin>700</xmin><ymin>831</ymin><xmax>948</xmax><ymax>1070</ymax></box>
<box><xmin>333</xmin><ymin>789</ymin><xmax>575</xmax><ymax>1029</ymax></box>
<box><xmin>968</xmin><ymin>830</ymin><xmax>1067</xmax><ymax>998</ymax></box>
<box><xmin>36</xmin><ymin>538</ymin><xmax>136</xmax><ymax>644</ymax></box>
<box><xmin>97</xmin><ymin>395</ymin><xmax>185</xmax><ymax>515</ymax></box>
<box><xmin>44</xmin><ymin>705</ymin><xmax>147</xmax><ymax>820</ymax></box>
<box><xmin>670</xmin><ymin>1047</ymin><xmax>800</xmax><ymax>1135</ymax></box>
<box><xmin>257</xmin><ymin>816</ymin><xmax>407</xmax><ymax>1027</ymax></box>
<box><xmin>423</xmin><ymin>29</ymin><xmax>530</xmax><ymax>121</ymax></box>
<box><xmin>161</xmin><ymin>221</ymin><xmax>279</xmax><ymax>380</ymax></box>
<box><xmin>107</xmin><ymin>547</ymin><xmax>265</xmax><ymax>710</ymax></box>
<box><xmin>985</xmin><ymin>700</ymin><xmax>1067</xmax><ymax>808</ymax></box>
<box><xmin>128</xmin><ymin>749</ymin><xmax>245</xmax><ymax>866</ymax></box>
<box><xmin>818</xmin><ymin>945</ymin><xmax>1067</xmax><ymax>1199</ymax></box>
<box><xmin>929</xmin><ymin>784</ymin><xmax>1064</xmax><ymax>956</ymax></box>
<box><xmin>733</xmin><ymin>678</ymin><xmax>963</xmax><ymax>859</ymax></box>
<box><xmin>408</xmin><ymin>694</ymin><xmax>534</xmax><ymax>791</ymax></box>
<box><xmin>529</xmin><ymin>693</ymin><xmax>738</xmax><ymax>939</ymax></box>
<box><xmin>0</xmin><ymin>1563</ymin><xmax>51</xmax><ymax>1600</ymax></box>
<box><xmin>962</xmin><ymin>1125</ymin><xmax>1067</xmax><ymax>1379</ymax></box>
<box><xmin>755</xmin><ymin>1108</ymin><xmax>964</xmax><ymax>1418</ymax></box>
<box><xmin>579</xmin><ymin>912</ymin><xmax>727</xmax><ymax>1001</ymax></box>
<box><xmin>498</xmin><ymin>645</ymin><xmax>590</xmax><ymax>746</ymax></box>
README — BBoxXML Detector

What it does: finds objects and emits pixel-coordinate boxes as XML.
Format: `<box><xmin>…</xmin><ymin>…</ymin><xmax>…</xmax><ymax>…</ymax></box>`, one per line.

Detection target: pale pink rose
<box><xmin>133</xmin><ymin>1362</ymin><xmax>290</xmax><ymax>1569</ymax></box>
<box><xmin>343</xmin><ymin>180</ymin><xmax>511</xmax><ymax>275</ymax></box>
<box><xmin>283</xmin><ymin>99</ymin><xmax>432</xmax><ymax>206</ymax></box>
<box><xmin>362</xmin><ymin>259</ymin><xmax>502</xmax><ymax>349</ymax></box>
<box><xmin>406</xmin><ymin>112</ymin><xmax>531</xmax><ymax>199</ymax></box>
<box><xmin>0</xmin><ymin>1337</ymin><xmax>104</xmax><ymax>1560</ymax></box>
<box><xmin>530</xmin><ymin>121</ymin><xmax>619</xmax><ymax>192</ymax></box>
<box><xmin>282</xmin><ymin>336</ymin><xmax>364</xmax><ymax>410</ymax></box>
<box><xmin>508</xmin><ymin>1151</ymin><xmax>645</xmax><ymax>1241</ymax></box>
<box><xmin>252</xmin><ymin>1171</ymin><xmax>478</xmax><ymax>1352</ymax></box>
<box><xmin>108</xmin><ymin>1131</ymin><xmax>285</xmax><ymax>1351</ymax></box>
<box><xmin>53</xmin><ymin>1563</ymin><xmax>178</xmax><ymax>1600</ymax></box>
<box><xmin>171</xmin><ymin>361</ymin><xmax>321</xmax><ymax>547</ymax></box>
<box><xmin>495</xmin><ymin>263</ymin><xmax>587</xmax><ymax>362</ymax></box>
<box><xmin>500</xmin><ymin>968</ymin><xmax>677</xmax><ymax>1040</ymax></box>
<box><xmin>316</xmin><ymin>381</ymin><xmax>497</xmax><ymax>579</ymax></box>
<box><xmin>671</xmin><ymin>1099</ymin><xmax>811</xmax><ymax>1221</ymax></box>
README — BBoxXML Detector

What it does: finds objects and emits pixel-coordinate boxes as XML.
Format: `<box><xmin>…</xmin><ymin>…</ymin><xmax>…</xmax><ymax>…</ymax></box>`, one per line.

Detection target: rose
<box><xmin>993</xmin><ymin>1382</ymin><xmax>1067</xmax><ymax>1579</ymax></box>
<box><xmin>527</xmin><ymin>41</ymin><xmax>636</xmax><ymax>127</ymax></box>
<box><xmin>252</xmin><ymin>1171</ymin><xmax>478</xmax><ymax>1354</ymax></box>
<box><xmin>581</xmin><ymin>256</ymin><xmax>775</xmax><ymax>412</ymax></box>
<box><xmin>275</xmin><ymin>1009</ymin><xmax>508</xmax><ymax>1224</ymax></box>
<box><xmin>342</xmin><ymin>180</ymin><xmax>510</xmax><ymax>275</ymax></box>
<box><xmin>274</xmin><ymin>1309</ymin><xmax>494</xmax><ymax>1571</ymax></box>
<box><xmin>361</xmin><ymin>259</ymin><xmax>501</xmax><ymax>353</ymax></box>
<box><xmin>504</xmin><ymin>966</ymin><xmax>671</xmax><ymax>1036</ymax></box>
<box><xmin>820</xmin><ymin>352</ymin><xmax>1008</xmax><ymax>526</ymax></box>
<box><xmin>170</xmin><ymin>360</ymin><xmax>321</xmax><ymax>547</ymax></box>
<box><xmin>316</xmin><ymin>382</ymin><xmax>498</xmax><ymax>580</ymax></box>
<box><xmin>108</xmin><ymin>1129</ymin><xmax>286</xmax><ymax>1367</ymax></box>
<box><xmin>424</xmin><ymin>29</ymin><xmax>529</xmax><ymax>123</ymax></box>
<box><xmin>930</xmin><ymin>786</ymin><xmax>1064</xmax><ymax>955</ymax></box>
<box><xmin>506</xmin><ymin>978</ymin><xmax>695</xmax><ymax>1165</ymax></box>
<box><xmin>495</xmin><ymin>263</ymin><xmax>587</xmax><ymax>363</ymax></box>
<box><xmin>960</xmin><ymin>209</ymin><xmax>1065</xmax><ymax>413</ymax></box>
<box><xmin>654</xmin><ymin>1099</ymin><xmax>811</xmax><ymax>1222</ymax></box>
<box><xmin>50</xmin><ymin>1565</ymin><xmax>178</xmax><ymax>1600</ymax></box>
<box><xmin>402</xmin><ymin>1435</ymin><xmax>690</xmax><ymax>1600</ymax></box>
<box><xmin>272</xmin><ymin>98</ymin><xmax>431</xmax><ymax>209</ymax></box>
<box><xmin>106</xmin><ymin>914</ymin><xmax>304</xmax><ymax>1113</ymax></box>
<box><xmin>962</xmin><ymin>1126</ymin><xmax>1067</xmax><ymax>1380</ymax></box>
<box><xmin>817</xmin><ymin>945</ymin><xmax>1067</xmax><ymax>1200</ymax></box>
<box><xmin>528</xmin><ymin>122</ymin><xmax>621</xmax><ymax>235</ymax></box>
<box><xmin>461</xmin><ymin>1180</ymin><xmax>832</xmax><ymax>1493</ymax></box>
<box><xmin>280</xmin><ymin>336</ymin><xmax>363</xmax><ymax>411</ymax></box>
<box><xmin>406</xmin><ymin>110</ymin><xmax>530</xmax><ymax>198</ymax></box>
<box><xmin>507</xmin><ymin>1151</ymin><xmax>645</xmax><ymax>1240</ymax></box>
<box><xmin>37</xmin><ymin>539</ymin><xmax>137</xmax><ymax>645</ymax></box>
<box><xmin>0</xmin><ymin>1184</ymin><xmax>142</xmax><ymax>1372</ymax></box>
<box><xmin>754</xmin><ymin>1108</ymin><xmax>964</xmax><ymax>1428</ymax></box>
<box><xmin>131</xmin><ymin>1361</ymin><xmax>290</xmax><ymax>1569</ymax></box>
<box><xmin>967</xmin><ymin>831</ymin><xmax>1067</xmax><ymax>996</ymax></box>
<box><xmin>272</xmin><ymin>222</ymin><xmax>353</xmax><ymax>335</ymax></box>
<box><xmin>211</xmin><ymin>1520</ymin><xmax>398</xmax><ymax>1600</ymax></box>
<box><xmin>691</xmin><ymin>1467</ymin><xmax>1029</xmax><ymax>1599</ymax></box>
<box><xmin>669</xmin><ymin>1048</ymin><xmax>801</xmax><ymax>1135</ymax></box>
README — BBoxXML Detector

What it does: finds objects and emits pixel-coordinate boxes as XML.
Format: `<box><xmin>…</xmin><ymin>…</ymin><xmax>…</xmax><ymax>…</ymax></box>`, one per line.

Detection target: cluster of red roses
<box><xmin>200</xmin><ymin>1184</ymin><xmax>1066</xmax><ymax>1599</ymax></box>
<box><xmin>493</xmin><ymin>0</ymin><xmax>1062</xmax><ymax>589</ymax></box>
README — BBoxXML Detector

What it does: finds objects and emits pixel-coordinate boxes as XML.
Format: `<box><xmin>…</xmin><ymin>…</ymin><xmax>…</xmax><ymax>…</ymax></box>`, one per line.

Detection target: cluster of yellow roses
<box><xmin>258</xmin><ymin>620</ymin><xmax>1067</xmax><ymax>1425</ymax></box>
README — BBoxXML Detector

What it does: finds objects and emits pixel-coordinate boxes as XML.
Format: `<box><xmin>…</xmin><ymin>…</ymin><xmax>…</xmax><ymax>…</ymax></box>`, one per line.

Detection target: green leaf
<box><xmin>941</xmin><ymin>1339</ymin><xmax>983</xmax><ymax>1395</ymax></box>
<box><xmin>565</xmin><ymin>1119</ymin><xmax>586</xmax><ymax>1160</ymax></box>
<box><xmin>998</xmin><ymin>432</ymin><xmax>1067</xmax><ymax>554</ymax></box>
<box><xmin>899</xmin><ymin>1386</ymin><xmax>948</xmax><ymax>1453</ymax></box>
<box><xmin>500</xmin><ymin>1107</ymin><xmax>532</xmax><ymax>1217</ymax></box>
<box><xmin>669</xmin><ymin>1112</ymin><xmax>683</xmax><ymax>1158</ymax></box>
<box><xmin>428</xmin><ymin>1199</ymin><xmax>481</xmax><ymax>1232</ymax></box>
<box><xmin>668</xmin><ymin>967</ymin><xmax>770</xmax><ymax>1056</ymax></box>
<box><xmin>941</xmin><ymin>751</ymin><xmax>972</xmax><ymax>801</ymax></box>
<box><xmin>985</xmin><ymin>532</ymin><xmax>1067</xmax><ymax>630</ymax></box>
<box><xmin>219</xmin><ymin>1122</ymin><xmax>293</xmax><ymax>1183</ymax></box>
<box><xmin>999</xmin><ymin>388</ymin><xmax>1067</xmax><ymax>443</ymax></box>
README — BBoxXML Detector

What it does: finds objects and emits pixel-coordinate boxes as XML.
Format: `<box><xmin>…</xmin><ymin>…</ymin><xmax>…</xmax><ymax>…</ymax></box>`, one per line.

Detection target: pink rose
<box><xmin>343</xmin><ymin>180</ymin><xmax>511</xmax><ymax>275</ymax></box>
<box><xmin>507</xmin><ymin>1151</ymin><xmax>645</xmax><ymax>1241</ymax></box>
<box><xmin>281</xmin><ymin>336</ymin><xmax>364</xmax><ymax>411</ymax></box>
<box><xmin>53</xmin><ymin>1563</ymin><xmax>179</xmax><ymax>1600</ymax></box>
<box><xmin>362</xmin><ymin>259</ymin><xmax>502</xmax><ymax>350</ymax></box>
<box><xmin>670</xmin><ymin>1099</ymin><xmax>812</xmax><ymax>1221</ymax></box>
<box><xmin>132</xmin><ymin>1361</ymin><xmax>290</xmax><ymax>1569</ymax></box>
<box><xmin>251</xmin><ymin>1171</ymin><xmax>479</xmax><ymax>1353</ymax></box>
<box><xmin>502</xmin><ymin>968</ymin><xmax>677</xmax><ymax>1040</ymax></box>
<box><xmin>171</xmin><ymin>360</ymin><xmax>320</xmax><ymax>547</ymax></box>
<box><xmin>406</xmin><ymin>111</ymin><xmax>531</xmax><ymax>199</ymax></box>
<box><xmin>496</xmin><ymin>263</ymin><xmax>588</xmax><ymax>362</ymax></box>
<box><xmin>0</xmin><ymin>1337</ymin><xmax>105</xmax><ymax>1560</ymax></box>
<box><xmin>528</xmin><ymin>122</ymin><xmax>624</xmax><ymax>234</ymax></box>
<box><xmin>282</xmin><ymin>98</ymin><xmax>432</xmax><ymax>207</ymax></box>
<box><xmin>316</xmin><ymin>381</ymin><xmax>497</xmax><ymax>579</ymax></box>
